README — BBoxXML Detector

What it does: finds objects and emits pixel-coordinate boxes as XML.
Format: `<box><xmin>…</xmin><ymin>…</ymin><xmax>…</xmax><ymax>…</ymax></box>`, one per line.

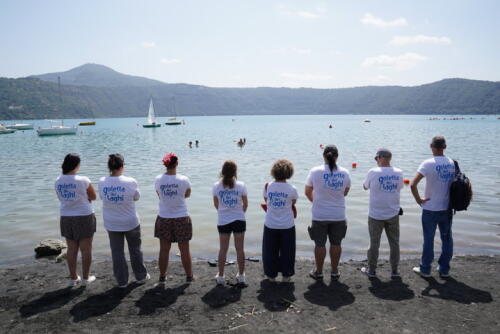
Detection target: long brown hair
<box><xmin>221</xmin><ymin>160</ymin><xmax>237</xmax><ymax>188</ymax></box>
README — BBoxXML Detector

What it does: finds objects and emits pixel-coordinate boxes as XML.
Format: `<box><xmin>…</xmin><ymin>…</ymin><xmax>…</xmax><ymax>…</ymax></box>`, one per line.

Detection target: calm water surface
<box><xmin>1</xmin><ymin>115</ymin><xmax>499</xmax><ymax>265</ymax></box>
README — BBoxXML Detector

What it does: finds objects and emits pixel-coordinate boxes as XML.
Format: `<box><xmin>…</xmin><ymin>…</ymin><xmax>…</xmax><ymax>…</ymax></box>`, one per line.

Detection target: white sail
<box><xmin>147</xmin><ymin>98</ymin><xmax>156</xmax><ymax>124</ymax></box>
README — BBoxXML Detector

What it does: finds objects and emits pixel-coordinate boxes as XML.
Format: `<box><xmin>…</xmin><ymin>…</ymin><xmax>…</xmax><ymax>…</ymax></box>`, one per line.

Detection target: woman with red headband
<box><xmin>154</xmin><ymin>153</ymin><xmax>194</xmax><ymax>283</ymax></box>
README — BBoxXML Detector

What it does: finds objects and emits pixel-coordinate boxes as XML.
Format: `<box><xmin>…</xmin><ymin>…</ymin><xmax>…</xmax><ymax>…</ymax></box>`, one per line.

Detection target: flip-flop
<box><xmin>246</xmin><ymin>256</ymin><xmax>260</xmax><ymax>262</ymax></box>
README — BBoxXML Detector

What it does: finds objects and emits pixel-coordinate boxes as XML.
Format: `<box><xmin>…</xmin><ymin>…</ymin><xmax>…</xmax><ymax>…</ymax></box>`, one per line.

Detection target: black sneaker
<box><xmin>331</xmin><ymin>272</ymin><xmax>340</xmax><ymax>281</ymax></box>
<box><xmin>309</xmin><ymin>269</ymin><xmax>324</xmax><ymax>280</ymax></box>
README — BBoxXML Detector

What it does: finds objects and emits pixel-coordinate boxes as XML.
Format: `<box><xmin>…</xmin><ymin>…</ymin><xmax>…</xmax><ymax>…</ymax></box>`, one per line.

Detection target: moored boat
<box><xmin>5</xmin><ymin>123</ymin><xmax>34</xmax><ymax>130</ymax></box>
<box><xmin>37</xmin><ymin>121</ymin><xmax>78</xmax><ymax>136</ymax></box>
<box><xmin>0</xmin><ymin>124</ymin><xmax>16</xmax><ymax>134</ymax></box>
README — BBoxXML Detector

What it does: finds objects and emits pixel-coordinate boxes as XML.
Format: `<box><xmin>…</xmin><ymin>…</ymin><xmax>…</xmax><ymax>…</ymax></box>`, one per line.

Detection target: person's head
<box><xmin>271</xmin><ymin>159</ymin><xmax>294</xmax><ymax>181</ymax></box>
<box><xmin>374</xmin><ymin>148</ymin><xmax>392</xmax><ymax>167</ymax></box>
<box><xmin>430</xmin><ymin>135</ymin><xmax>446</xmax><ymax>155</ymax></box>
<box><xmin>221</xmin><ymin>160</ymin><xmax>237</xmax><ymax>188</ymax></box>
<box><xmin>108</xmin><ymin>153</ymin><xmax>124</xmax><ymax>174</ymax></box>
<box><xmin>323</xmin><ymin>145</ymin><xmax>338</xmax><ymax>172</ymax></box>
<box><xmin>61</xmin><ymin>153</ymin><xmax>80</xmax><ymax>174</ymax></box>
<box><xmin>162</xmin><ymin>152</ymin><xmax>178</xmax><ymax>170</ymax></box>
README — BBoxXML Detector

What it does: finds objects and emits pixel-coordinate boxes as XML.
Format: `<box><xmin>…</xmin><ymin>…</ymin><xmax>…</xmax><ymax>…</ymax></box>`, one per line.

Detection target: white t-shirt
<box><xmin>213</xmin><ymin>180</ymin><xmax>247</xmax><ymax>225</ymax></box>
<box><xmin>155</xmin><ymin>173</ymin><xmax>191</xmax><ymax>218</ymax></box>
<box><xmin>263</xmin><ymin>181</ymin><xmax>299</xmax><ymax>229</ymax></box>
<box><xmin>363</xmin><ymin>167</ymin><xmax>404</xmax><ymax>220</ymax></box>
<box><xmin>305</xmin><ymin>165</ymin><xmax>351</xmax><ymax>221</ymax></box>
<box><xmin>99</xmin><ymin>175</ymin><xmax>140</xmax><ymax>232</ymax></box>
<box><xmin>54</xmin><ymin>174</ymin><xmax>94</xmax><ymax>216</ymax></box>
<box><xmin>417</xmin><ymin>156</ymin><xmax>455</xmax><ymax>211</ymax></box>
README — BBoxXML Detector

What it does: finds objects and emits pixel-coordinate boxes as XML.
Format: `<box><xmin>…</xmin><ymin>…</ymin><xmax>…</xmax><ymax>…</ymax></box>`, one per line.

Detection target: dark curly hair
<box><xmin>271</xmin><ymin>159</ymin><xmax>294</xmax><ymax>181</ymax></box>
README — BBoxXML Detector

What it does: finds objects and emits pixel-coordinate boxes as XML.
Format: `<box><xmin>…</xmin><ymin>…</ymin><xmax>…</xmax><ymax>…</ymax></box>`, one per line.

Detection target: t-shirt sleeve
<box><xmin>82</xmin><ymin>176</ymin><xmax>91</xmax><ymax>189</ymax></box>
<box><xmin>417</xmin><ymin>161</ymin><xmax>427</xmax><ymax>176</ymax></box>
<box><xmin>305</xmin><ymin>170</ymin><xmax>313</xmax><ymax>187</ymax></box>
<box><xmin>262</xmin><ymin>184</ymin><xmax>267</xmax><ymax>199</ymax></box>
<box><xmin>345</xmin><ymin>171</ymin><xmax>351</xmax><ymax>188</ymax></box>
<box><xmin>185</xmin><ymin>177</ymin><xmax>192</xmax><ymax>188</ymax></box>
<box><xmin>212</xmin><ymin>183</ymin><xmax>218</xmax><ymax>197</ymax></box>
<box><xmin>291</xmin><ymin>185</ymin><xmax>299</xmax><ymax>200</ymax></box>
<box><xmin>133</xmin><ymin>181</ymin><xmax>140</xmax><ymax>201</ymax></box>
<box><xmin>241</xmin><ymin>183</ymin><xmax>248</xmax><ymax>196</ymax></box>
<box><xmin>363</xmin><ymin>171</ymin><xmax>371</xmax><ymax>189</ymax></box>
<box><xmin>98</xmin><ymin>179</ymin><xmax>104</xmax><ymax>199</ymax></box>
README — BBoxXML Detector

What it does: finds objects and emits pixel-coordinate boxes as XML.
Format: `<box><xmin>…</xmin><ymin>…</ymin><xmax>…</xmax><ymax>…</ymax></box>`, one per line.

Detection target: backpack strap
<box><xmin>453</xmin><ymin>159</ymin><xmax>460</xmax><ymax>174</ymax></box>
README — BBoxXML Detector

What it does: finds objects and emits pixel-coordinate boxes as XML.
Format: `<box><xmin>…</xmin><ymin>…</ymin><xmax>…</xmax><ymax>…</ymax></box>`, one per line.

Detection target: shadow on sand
<box><xmin>257</xmin><ymin>279</ymin><xmax>296</xmax><ymax>312</ymax></box>
<box><xmin>201</xmin><ymin>283</ymin><xmax>245</xmax><ymax>308</ymax></box>
<box><xmin>368</xmin><ymin>277</ymin><xmax>415</xmax><ymax>301</ymax></box>
<box><xmin>303</xmin><ymin>280</ymin><xmax>355</xmax><ymax>311</ymax></box>
<box><xmin>70</xmin><ymin>283</ymin><xmax>140</xmax><ymax>322</ymax></box>
<box><xmin>421</xmin><ymin>277</ymin><xmax>493</xmax><ymax>304</ymax></box>
<box><xmin>19</xmin><ymin>286</ymin><xmax>85</xmax><ymax>318</ymax></box>
<box><xmin>135</xmin><ymin>283</ymin><xmax>189</xmax><ymax>315</ymax></box>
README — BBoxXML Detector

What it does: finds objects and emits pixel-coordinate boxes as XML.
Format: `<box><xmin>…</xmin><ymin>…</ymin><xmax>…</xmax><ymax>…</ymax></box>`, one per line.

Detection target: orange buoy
<box><xmin>352</xmin><ymin>163</ymin><xmax>357</xmax><ymax>168</ymax></box>
<box><xmin>404</xmin><ymin>178</ymin><xmax>410</xmax><ymax>184</ymax></box>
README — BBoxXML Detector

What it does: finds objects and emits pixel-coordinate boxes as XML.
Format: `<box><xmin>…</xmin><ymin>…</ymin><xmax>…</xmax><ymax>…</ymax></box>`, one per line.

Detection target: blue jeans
<box><xmin>420</xmin><ymin>210</ymin><xmax>453</xmax><ymax>275</ymax></box>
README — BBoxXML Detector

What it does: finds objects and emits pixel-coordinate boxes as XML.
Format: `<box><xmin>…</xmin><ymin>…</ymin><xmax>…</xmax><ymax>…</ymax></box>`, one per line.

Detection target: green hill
<box><xmin>1</xmin><ymin>64</ymin><xmax>499</xmax><ymax>120</ymax></box>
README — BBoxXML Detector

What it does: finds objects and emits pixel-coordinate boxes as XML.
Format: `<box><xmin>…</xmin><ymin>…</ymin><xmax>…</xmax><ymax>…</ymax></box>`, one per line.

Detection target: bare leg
<box><xmin>233</xmin><ymin>232</ymin><xmax>245</xmax><ymax>275</ymax></box>
<box><xmin>78</xmin><ymin>237</ymin><xmax>93</xmax><ymax>280</ymax></box>
<box><xmin>178</xmin><ymin>241</ymin><xmax>193</xmax><ymax>278</ymax></box>
<box><xmin>330</xmin><ymin>245</ymin><xmax>342</xmax><ymax>273</ymax></box>
<box><xmin>159</xmin><ymin>239</ymin><xmax>171</xmax><ymax>278</ymax></box>
<box><xmin>218</xmin><ymin>233</ymin><xmax>231</xmax><ymax>277</ymax></box>
<box><xmin>66</xmin><ymin>239</ymin><xmax>79</xmax><ymax>280</ymax></box>
<box><xmin>314</xmin><ymin>246</ymin><xmax>327</xmax><ymax>273</ymax></box>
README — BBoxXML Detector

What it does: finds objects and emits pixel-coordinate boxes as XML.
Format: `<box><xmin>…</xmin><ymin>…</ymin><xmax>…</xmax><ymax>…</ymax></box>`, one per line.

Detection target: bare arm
<box><xmin>363</xmin><ymin>185</ymin><xmax>368</xmax><ymax>190</ymax></box>
<box><xmin>87</xmin><ymin>184</ymin><xmax>97</xmax><ymax>201</ymax></box>
<box><xmin>292</xmin><ymin>199</ymin><xmax>297</xmax><ymax>205</ymax></box>
<box><xmin>242</xmin><ymin>195</ymin><xmax>248</xmax><ymax>212</ymax></box>
<box><xmin>185</xmin><ymin>188</ymin><xmax>191</xmax><ymax>198</ymax></box>
<box><xmin>213</xmin><ymin>196</ymin><xmax>219</xmax><ymax>210</ymax></box>
<box><xmin>344</xmin><ymin>186</ymin><xmax>350</xmax><ymax>196</ymax></box>
<box><xmin>305</xmin><ymin>185</ymin><xmax>313</xmax><ymax>202</ymax></box>
<box><xmin>410</xmin><ymin>173</ymin><xmax>429</xmax><ymax>205</ymax></box>
<box><xmin>133</xmin><ymin>190</ymin><xmax>140</xmax><ymax>201</ymax></box>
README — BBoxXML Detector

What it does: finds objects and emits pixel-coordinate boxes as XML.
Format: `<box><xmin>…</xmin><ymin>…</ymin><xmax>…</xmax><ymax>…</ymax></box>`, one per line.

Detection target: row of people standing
<box><xmin>55</xmin><ymin>135</ymin><xmax>455</xmax><ymax>287</ymax></box>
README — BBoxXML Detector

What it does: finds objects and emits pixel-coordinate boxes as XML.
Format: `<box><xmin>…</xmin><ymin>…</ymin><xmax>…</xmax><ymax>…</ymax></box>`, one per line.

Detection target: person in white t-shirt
<box><xmin>411</xmin><ymin>136</ymin><xmax>455</xmax><ymax>278</ymax></box>
<box><xmin>361</xmin><ymin>148</ymin><xmax>404</xmax><ymax>278</ymax></box>
<box><xmin>212</xmin><ymin>160</ymin><xmax>248</xmax><ymax>285</ymax></box>
<box><xmin>99</xmin><ymin>154</ymin><xmax>149</xmax><ymax>288</ymax></box>
<box><xmin>154</xmin><ymin>153</ymin><xmax>193</xmax><ymax>283</ymax></box>
<box><xmin>262</xmin><ymin>159</ymin><xmax>299</xmax><ymax>282</ymax></box>
<box><xmin>54</xmin><ymin>153</ymin><xmax>97</xmax><ymax>287</ymax></box>
<box><xmin>305</xmin><ymin>145</ymin><xmax>350</xmax><ymax>281</ymax></box>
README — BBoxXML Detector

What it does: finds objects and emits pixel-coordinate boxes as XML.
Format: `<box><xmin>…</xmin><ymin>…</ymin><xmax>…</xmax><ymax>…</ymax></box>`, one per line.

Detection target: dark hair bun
<box><xmin>108</xmin><ymin>154</ymin><xmax>124</xmax><ymax>172</ymax></box>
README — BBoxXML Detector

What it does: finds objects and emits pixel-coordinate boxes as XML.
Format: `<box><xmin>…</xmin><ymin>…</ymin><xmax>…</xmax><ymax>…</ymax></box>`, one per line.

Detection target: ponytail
<box><xmin>323</xmin><ymin>145</ymin><xmax>338</xmax><ymax>172</ymax></box>
<box><xmin>221</xmin><ymin>160</ymin><xmax>237</xmax><ymax>189</ymax></box>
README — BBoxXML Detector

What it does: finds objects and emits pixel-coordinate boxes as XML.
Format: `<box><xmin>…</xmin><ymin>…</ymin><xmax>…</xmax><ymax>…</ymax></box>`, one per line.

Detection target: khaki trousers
<box><xmin>367</xmin><ymin>215</ymin><xmax>400</xmax><ymax>272</ymax></box>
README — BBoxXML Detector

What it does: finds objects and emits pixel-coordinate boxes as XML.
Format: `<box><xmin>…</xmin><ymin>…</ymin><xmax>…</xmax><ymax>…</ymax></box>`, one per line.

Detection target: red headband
<box><xmin>162</xmin><ymin>153</ymin><xmax>177</xmax><ymax>167</ymax></box>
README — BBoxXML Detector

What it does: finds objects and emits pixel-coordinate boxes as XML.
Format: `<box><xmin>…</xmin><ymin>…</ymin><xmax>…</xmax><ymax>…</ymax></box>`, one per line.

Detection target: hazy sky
<box><xmin>1</xmin><ymin>0</ymin><xmax>499</xmax><ymax>88</ymax></box>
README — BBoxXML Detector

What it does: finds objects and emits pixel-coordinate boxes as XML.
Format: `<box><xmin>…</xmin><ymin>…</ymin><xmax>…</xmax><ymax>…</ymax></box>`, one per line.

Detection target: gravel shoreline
<box><xmin>1</xmin><ymin>255</ymin><xmax>499</xmax><ymax>333</ymax></box>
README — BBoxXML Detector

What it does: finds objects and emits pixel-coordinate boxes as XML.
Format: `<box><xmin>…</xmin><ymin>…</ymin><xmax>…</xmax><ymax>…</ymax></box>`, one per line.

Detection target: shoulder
<box><xmin>393</xmin><ymin>167</ymin><xmax>403</xmax><ymax>174</ymax></box>
<box><xmin>236</xmin><ymin>180</ymin><xmax>245</xmax><ymax>187</ymax></box>
<box><xmin>77</xmin><ymin>175</ymin><xmax>91</xmax><ymax>183</ymax></box>
<box><xmin>310</xmin><ymin>165</ymin><xmax>324</xmax><ymax>173</ymax></box>
<box><xmin>123</xmin><ymin>176</ymin><xmax>138</xmax><ymax>184</ymax></box>
<box><xmin>338</xmin><ymin>166</ymin><xmax>350</xmax><ymax>175</ymax></box>
<box><xmin>99</xmin><ymin>176</ymin><xmax>106</xmax><ymax>183</ymax></box>
<box><xmin>179</xmin><ymin>174</ymin><xmax>190</xmax><ymax>182</ymax></box>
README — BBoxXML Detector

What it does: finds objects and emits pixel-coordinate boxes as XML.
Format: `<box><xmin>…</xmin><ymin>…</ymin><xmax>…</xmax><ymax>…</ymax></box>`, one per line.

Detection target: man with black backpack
<box><xmin>410</xmin><ymin>136</ymin><xmax>455</xmax><ymax>278</ymax></box>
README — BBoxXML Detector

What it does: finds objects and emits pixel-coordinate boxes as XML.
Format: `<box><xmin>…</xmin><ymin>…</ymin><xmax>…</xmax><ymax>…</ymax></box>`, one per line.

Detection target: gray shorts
<box><xmin>60</xmin><ymin>213</ymin><xmax>96</xmax><ymax>240</ymax></box>
<box><xmin>309</xmin><ymin>220</ymin><xmax>347</xmax><ymax>247</ymax></box>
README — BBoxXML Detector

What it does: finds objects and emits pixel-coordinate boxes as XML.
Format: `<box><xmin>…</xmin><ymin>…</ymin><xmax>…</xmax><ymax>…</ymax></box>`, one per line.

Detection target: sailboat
<box><xmin>37</xmin><ymin>120</ymin><xmax>78</xmax><ymax>136</ymax></box>
<box><xmin>165</xmin><ymin>97</ymin><xmax>182</xmax><ymax>126</ymax></box>
<box><xmin>143</xmin><ymin>98</ymin><xmax>161</xmax><ymax>128</ymax></box>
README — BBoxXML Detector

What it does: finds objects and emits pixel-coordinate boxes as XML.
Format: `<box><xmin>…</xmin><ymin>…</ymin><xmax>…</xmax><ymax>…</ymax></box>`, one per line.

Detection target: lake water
<box><xmin>1</xmin><ymin>115</ymin><xmax>499</xmax><ymax>265</ymax></box>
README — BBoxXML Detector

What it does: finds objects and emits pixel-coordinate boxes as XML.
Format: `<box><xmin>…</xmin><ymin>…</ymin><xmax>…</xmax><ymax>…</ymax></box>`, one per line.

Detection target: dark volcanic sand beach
<box><xmin>0</xmin><ymin>256</ymin><xmax>498</xmax><ymax>333</ymax></box>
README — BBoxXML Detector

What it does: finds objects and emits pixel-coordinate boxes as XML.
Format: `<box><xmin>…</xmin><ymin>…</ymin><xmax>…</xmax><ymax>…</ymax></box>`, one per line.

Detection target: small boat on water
<box><xmin>364</xmin><ymin>119</ymin><xmax>371</xmax><ymax>123</ymax></box>
<box><xmin>165</xmin><ymin>97</ymin><xmax>183</xmax><ymax>126</ymax></box>
<box><xmin>79</xmin><ymin>121</ymin><xmax>96</xmax><ymax>126</ymax></box>
<box><xmin>37</xmin><ymin>121</ymin><xmax>78</xmax><ymax>136</ymax></box>
<box><xmin>0</xmin><ymin>124</ymin><xmax>16</xmax><ymax>134</ymax></box>
<box><xmin>143</xmin><ymin>98</ymin><xmax>161</xmax><ymax>128</ymax></box>
<box><xmin>5</xmin><ymin>123</ymin><xmax>34</xmax><ymax>130</ymax></box>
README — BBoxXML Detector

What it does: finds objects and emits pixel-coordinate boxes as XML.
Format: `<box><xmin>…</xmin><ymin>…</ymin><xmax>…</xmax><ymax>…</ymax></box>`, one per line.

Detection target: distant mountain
<box><xmin>30</xmin><ymin>63</ymin><xmax>165</xmax><ymax>87</ymax></box>
<box><xmin>1</xmin><ymin>64</ymin><xmax>499</xmax><ymax>120</ymax></box>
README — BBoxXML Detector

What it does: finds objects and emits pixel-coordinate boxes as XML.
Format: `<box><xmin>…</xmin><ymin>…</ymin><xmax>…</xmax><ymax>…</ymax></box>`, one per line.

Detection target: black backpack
<box><xmin>449</xmin><ymin>160</ymin><xmax>472</xmax><ymax>213</ymax></box>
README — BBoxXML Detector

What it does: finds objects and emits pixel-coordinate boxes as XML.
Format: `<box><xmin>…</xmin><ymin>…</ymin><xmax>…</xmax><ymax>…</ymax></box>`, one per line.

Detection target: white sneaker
<box><xmin>81</xmin><ymin>275</ymin><xmax>96</xmax><ymax>286</ymax></box>
<box><xmin>67</xmin><ymin>275</ymin><xmax>81</xmax><ymax>287</ymax></box>
<box><xmin>281</xmin><ymin>276</ymin><xmax>292</xmax><ymax>283</ymax></box>
<box><xmin>266</xmin><ymin>276</ymin><xmax>276</xmax><ymax>282</ymax></box>
<box><xmin>236</xmin><ymin>273</ymin><xmax>246</xmax><ymax>284</ymax></box>
<box><xmin>137</xmin><ymin>273</ymin><xmax>151</xmax><ymax>284</ymax></box>
<box><xmin>412</xmin><ymin>267</ymin><xmax>431</xmax><ymax>278</ymax></box>
<box><xmin>215</xmin><ymin>274</ymin><xmax>225</xmax><ymax>285</ymax></box>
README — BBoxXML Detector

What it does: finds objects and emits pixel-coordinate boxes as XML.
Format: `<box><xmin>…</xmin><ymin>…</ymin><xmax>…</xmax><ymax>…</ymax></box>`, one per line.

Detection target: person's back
<box><xmin>155</xmin><ymin>173</ymin><xmax>191</xmax><ymax>218</ymax></box>
<box><xmin>364</xmin><ymin>166</ymin><xmax>403</xmax><ymax>220</ymax></box>
<box><xmin>55</xmin><ymin>174</ymin><xmax>93</xmax><ymax>216</ymax></box>
<box><xmin>99</xmin><ymin>175</ymin><xmax>140</xmax><ymax>231</ymax></box>
<box><xmin>307</xmin><ymin>164</ymin><xmax>350</xmax><ymax>221</ymax></box>
<box><xmin>264</xmin><ymin>181</ymin><xmax>298</xmax><ymax>229</ymax></box>
<box><xmin>417</xmin><ymin>156</ymin><xmax>455</xmax><ymax>211</ymax></box>
<box><xmin>213</xmin><ymin>180</ymin><xmax>247</xmax><ymax>225</ymax></box>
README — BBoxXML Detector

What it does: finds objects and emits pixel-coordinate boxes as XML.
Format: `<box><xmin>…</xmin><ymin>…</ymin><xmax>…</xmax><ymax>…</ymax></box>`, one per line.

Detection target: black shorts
<box><xmin>309</xmin><ymin>220</ymin><xmax>347</xmax><ymax>247</ymax></box>
<box><xmin>217</xmin><ymin>220</ymin><xmax>246</xmax><ymax>234</ymax></box>
<box><xmin>60</xmin><ymin>213</ymin><xmax>96</xmax><ymax>241</ymax></box>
